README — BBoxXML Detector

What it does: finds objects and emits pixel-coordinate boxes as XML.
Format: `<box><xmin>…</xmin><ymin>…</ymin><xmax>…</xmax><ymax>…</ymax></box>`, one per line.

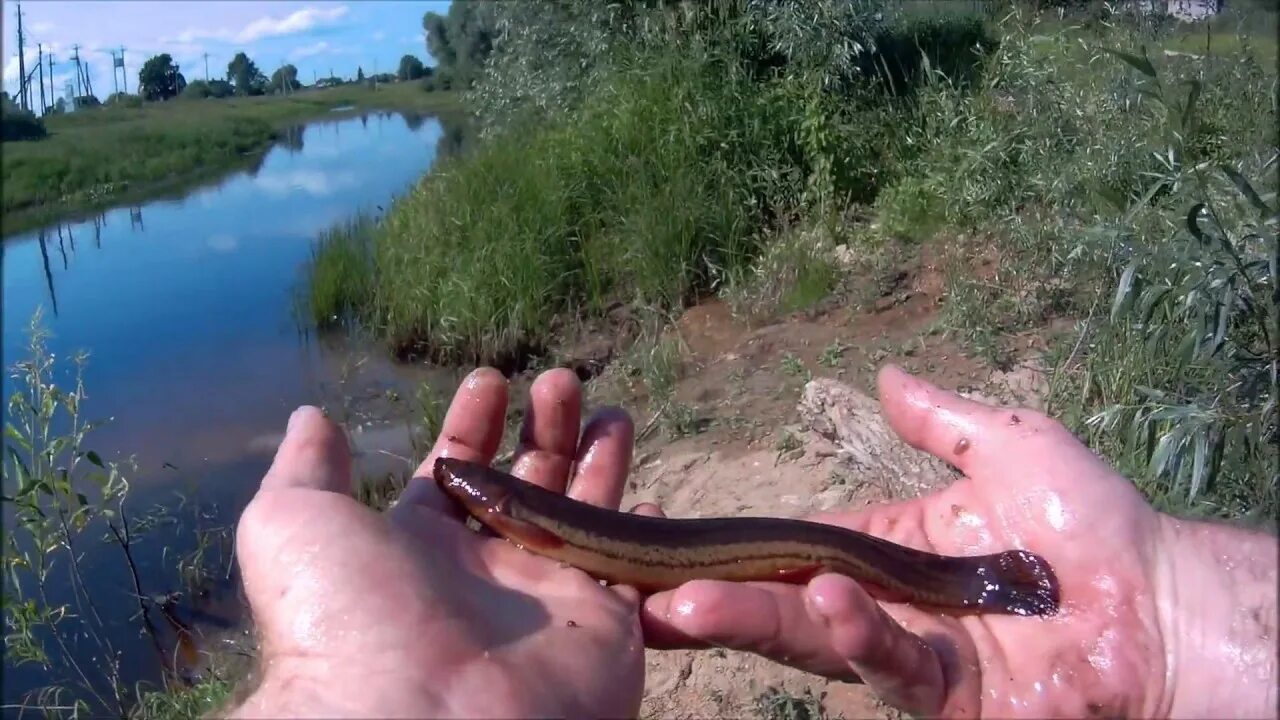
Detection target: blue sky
<box><xmin>2</xmin><ymin>1</ymin><xmax>451</xmax><ymax>109</ymax></box>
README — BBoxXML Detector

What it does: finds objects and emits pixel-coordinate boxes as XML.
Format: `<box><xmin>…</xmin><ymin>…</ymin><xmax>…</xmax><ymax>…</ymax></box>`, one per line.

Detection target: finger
<box><xmin>876</xmin><ymin>364</ymin><xmax>1012</xmax><ymax>474</ymax></box>
<box><xmin>629</xmin><ymin>502</ymin><xmax>665</xmax><ymax>518</ymax></box>
<box><xmin>510</xmin><ymin>368</ymin><xmax>582</xmax><ymax>493</ymax></box>
<box><xmin>640</xmin><ymin>580</ymin><xmax>858</xmax><ymax>680</ymax></box>
<box><xmin>395</xmin><ymin>368</ymin><xmax>510</xmax><ymax>516</ymax></box>
<box><xmin>805</xmin><ymin>573</ymin><xmax>945</xmax><ymax>716</ymax></box>
<box><xmin>258</xmin><ymin>406</ymin><xmax>352</xmax><ymax>494</ymax></box>
<box><xmin>566</xmin><ymin>406</ymin><xmax>634</xmax><ymax>509</ymax></box>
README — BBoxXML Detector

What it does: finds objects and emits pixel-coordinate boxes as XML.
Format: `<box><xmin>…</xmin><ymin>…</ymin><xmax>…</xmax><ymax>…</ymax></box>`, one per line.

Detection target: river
<box><xmin>1</xmin><ymin>109</ymin><xmax>467</xmax><ymax>712</ymax></box>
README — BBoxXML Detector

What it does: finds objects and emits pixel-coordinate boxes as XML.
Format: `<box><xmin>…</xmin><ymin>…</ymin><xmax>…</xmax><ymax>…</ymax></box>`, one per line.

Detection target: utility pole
<box><xmin>203</xmin><ymin>52</ymin><xmax>209</xmax><ymax>81</ymax></box>
<box><xmin>71</xmin><ymin>44</ymin><xmax>82</xmax><ymax>97</ymax></box>
<box><xmin>37</xmin><ymin>43</ymin><xmax>46</xmax><ymax>113</ymax></box>
<box><xmin>120</xmin><ymin>47</ymin><xmax>127</xmax><ymax>94</ymax></box>
<box><xmin>47</xmin><ymin>53</ymin><xmax>55</xmax><ymax>109</ymax></box>
<box><xmin>111</xmin><ymin>51</ymin><xmax>119</xmax><ymax>95</ymax></box>
<box><xmin>16</xmin><ymin>1</ymin><xmax>29</xmax><ymax>110</ymax></box>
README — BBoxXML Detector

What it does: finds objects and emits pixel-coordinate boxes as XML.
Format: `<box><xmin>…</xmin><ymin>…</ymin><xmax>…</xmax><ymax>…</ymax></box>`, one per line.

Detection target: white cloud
<box><xmin>289</xmin><ymin>41</ymin><xmax>331</xmax><ymax>61</ymax></box>
<box><xmin>372</xmin><ymin>31</ymin><xmax>386</xmax><ymax>42</ymax></box>
<box><xmin>3</xmin><ymin>50</ymin><xmax>39</xmax><ymax>84</ymax></box>
<box><xmin>172</xmin><ymin>5</ymin><xmax>350</xmax><ymax>46</ymax></box>
<box><xmin>254</xmin><ymin>168</ymin><xmax>358</xmax><ymax>198</ymax></box>
<box><xmin>237</xmin><ymin>5</ymin><xmax>349</xmax><ymax>43</ymax></box>
<box><xmin>30</xmin><ymin>21</ymin><xmax>55</xmax><ymax>34</ymax></box>
<box><xmin>207</xmin><ymin>234</ymin><xmax>239</xmax><ymax>253</ymax></box>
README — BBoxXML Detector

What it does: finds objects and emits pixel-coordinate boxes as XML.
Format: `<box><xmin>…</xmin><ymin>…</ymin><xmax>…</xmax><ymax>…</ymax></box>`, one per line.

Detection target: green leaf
<box><xmin>1150</xmin><ymin>428</ymin><xmax>1180</xmax><ymax>480</ymax></box>
<box><xmin>1210</xmin><ymin>283</ymin><xmax>1234</xmax><ymax>357</ymax></box>
<box><xmin>1102</xmin><ymin>46</ymin><xmax>1157</xmax><ymax>80</ymax></box>
<box><xmin>4</xmin><ymin>424</ymin><xmax>31</xmax><ymax>453</ymax></box>
<box><xmin>84</xmin><ymin>450</ymin><xmax>104</xmax><ymax>468</ymax></box>
<box><xmin>1136</xmin><ymin>285</ymin><xmax>1172</xmax><ymax>326</ymax></box>
<box><xmin>1111</xmin><ymin>260</ymin><xmax>1139</xmax><ymax>321</ymax></box>
<box><xmin>1179</xmin><ymin>79</ymin><xmax>1200</xmax><ymax>135</ymax></box>
<box><xmin>1219</xmin><ymin>165</ymin><xmax>1272</xmax><ymax>216</ymax></box>
<box><xmin>1190</xmin><ymin>428</ymin><xmax>1209</xmax><ymax>501</ymax></box>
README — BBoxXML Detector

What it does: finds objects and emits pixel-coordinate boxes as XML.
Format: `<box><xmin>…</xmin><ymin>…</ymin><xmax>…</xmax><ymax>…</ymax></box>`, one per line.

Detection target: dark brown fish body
<box><xmin>434</xmin><ymin>457</ymin><xmax>1060</xmax><ymax>616</ymax></box>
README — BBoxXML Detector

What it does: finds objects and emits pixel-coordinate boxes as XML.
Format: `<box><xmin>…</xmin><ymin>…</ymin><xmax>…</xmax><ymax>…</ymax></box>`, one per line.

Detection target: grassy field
<box><xmin>1</xmin><ymin>83</ymin><xmax>461</xmax><ymax>235</ymax></box>
<box><xmin>307</xmin><ymin>1</ymin><xmax>1276</xmax><ymax>521</ymax></box>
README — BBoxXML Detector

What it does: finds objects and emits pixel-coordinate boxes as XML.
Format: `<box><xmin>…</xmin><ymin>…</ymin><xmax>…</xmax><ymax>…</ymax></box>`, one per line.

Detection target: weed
<box><xmin>818</xmin><ymin>340</ymin><xmax>849</xmax><ymax>367</ymax></box>
<box><xmin>3</xmin><ymin>311</ymin><xmax>239</xmax><ymax>718</ymax></box>
<box><xmin>753</xmin><ymin>686</ymin><xmax>828</xmax><ymax>720</ymax></box>
<box><xmin>780</xmin><ymin>353</ymin><xmax>811</xmax><ymax>381</ymax></box>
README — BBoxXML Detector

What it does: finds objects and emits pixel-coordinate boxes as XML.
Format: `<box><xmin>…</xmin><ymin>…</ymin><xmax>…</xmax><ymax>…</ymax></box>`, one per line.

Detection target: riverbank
<box><xmin>1</xmin><ymin>83</ymin><xmax>461</xmax><ymax>235</ymax></box>
<box><xmin>309</xmin><ymin>1</ymin><xmax>1277</xmax><ymax>521</ymax></box>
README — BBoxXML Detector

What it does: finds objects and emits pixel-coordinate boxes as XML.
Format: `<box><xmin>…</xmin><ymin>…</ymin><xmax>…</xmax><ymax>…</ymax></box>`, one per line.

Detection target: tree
<box><xmin>138</xmin><ymin>53</ymin><xmax>187</xmax><ymax>101</ymax></box>
<box><xmin>1</xmin><ymin>91</ymin><xmax>47</xmax><ymax>141</ymax></box>
<box><xmin>423</xmin><ymin>2</ymin><xmax>497</xmax><ymax>89</ymax></box>
<box><xmin>269</xmin><ymin>64</ymin><xmax>302</xmax><ymax>94</ymax></box>
<box><xmin>397</xmin><ymin>54</ymin><xmax>426</xmax><ymax>81</ymax></box>
<box><xmin>357</xmin><ymin>66</ymin><xmax>366</xmax><ymax>82</ymax></box>
<box><xmin>227</xmin><ymin>52</ymin><xmax>267</xmax><ymax>96</ymax></box>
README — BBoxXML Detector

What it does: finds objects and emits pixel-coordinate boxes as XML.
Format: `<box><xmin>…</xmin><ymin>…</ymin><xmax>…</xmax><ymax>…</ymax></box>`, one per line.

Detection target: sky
<box><xmin>2</xmin><ymin>0</ymin><xmax>451</xmax><ymax>110</ymax></box>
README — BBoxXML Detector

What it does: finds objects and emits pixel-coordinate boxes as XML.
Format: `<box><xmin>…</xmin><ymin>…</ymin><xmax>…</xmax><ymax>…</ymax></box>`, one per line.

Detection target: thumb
<box><xmin>258</xmin><ymin>405</ymin><xmax>352</xmax><ymax>494</ymax></box>
<box><xmin>875</xmin><ymin>364</ymin><xmax>1022</xmax><ymax>476</ymax></box>
<box><xmin>804</xmin><ymin>573</ymin><xmax>945</xmax><ymax>716</ymax></box>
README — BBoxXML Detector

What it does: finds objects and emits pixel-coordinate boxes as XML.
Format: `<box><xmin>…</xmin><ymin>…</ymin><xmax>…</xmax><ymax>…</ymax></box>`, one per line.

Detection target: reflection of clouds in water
<box><xmin>207</xmin><ymin>234</ymin><xmax>239</xmax><ymax>253</ymax></box>
<box><xmin>253</xmin><ymin>169</ymin><xmax>359</xmax><ymax>198</ymax></box>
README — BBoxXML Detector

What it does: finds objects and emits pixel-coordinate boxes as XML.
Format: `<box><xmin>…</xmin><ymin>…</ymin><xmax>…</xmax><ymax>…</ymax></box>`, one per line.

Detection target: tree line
<box><xmin>133</xmin><ymin>51</ymin><xmax>429</xmax><ymax>102</ymax></box>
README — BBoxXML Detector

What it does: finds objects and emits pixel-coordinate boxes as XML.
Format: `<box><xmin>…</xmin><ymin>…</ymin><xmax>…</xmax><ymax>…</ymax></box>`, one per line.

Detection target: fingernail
<box><xmin>287</xmin><ymin>405</ymin><xmax>320</xmax><ymax>433</ymax></box>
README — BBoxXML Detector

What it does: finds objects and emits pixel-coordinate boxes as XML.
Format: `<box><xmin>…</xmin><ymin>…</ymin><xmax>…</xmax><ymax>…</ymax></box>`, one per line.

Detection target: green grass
<box><xmin>308</xmin><ymin>11</ymin><xmax>983</xmax><ymax>364</ymax></box>
<box><xmin>872</xmin><ymin>7</ymin><xmax>1278</xmax><ymax>521</ymax></box>
<box><xmin>342</xmin><ymin>48</ymin><xmax>804</xmax><ymax>366</ymax></box>
<box><xmin>301</xmin><ymin>212</ymin><xmax>375</xmax><ymax>330</ymax></box>
<box><xmin>304</xmin><ymin>1</ymin><xmax>1276</xmax><ymax>525</ymax></box>
<box><xmin>1</xmin><ymin>83</ymin><xmax>461</xmax><ymax>235</ymax></box>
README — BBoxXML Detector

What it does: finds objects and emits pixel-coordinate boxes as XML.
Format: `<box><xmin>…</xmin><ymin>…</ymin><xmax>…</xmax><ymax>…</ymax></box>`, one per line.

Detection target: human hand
<box><xmin>641</xmin><ymin>365</ymin><xmax>1278</xmax><ymax>718</ymax></box>
<box><xmin>227</xmin><ymin>368</ymin><xmax>645</xmax><ymax>719</ymax></box>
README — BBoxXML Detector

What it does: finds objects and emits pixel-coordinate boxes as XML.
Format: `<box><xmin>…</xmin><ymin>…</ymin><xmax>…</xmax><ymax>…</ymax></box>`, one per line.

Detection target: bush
<box><xmin>1</xmin><ymin>103</ymin><xmax>47</xmax><ymax>142</ymax></box>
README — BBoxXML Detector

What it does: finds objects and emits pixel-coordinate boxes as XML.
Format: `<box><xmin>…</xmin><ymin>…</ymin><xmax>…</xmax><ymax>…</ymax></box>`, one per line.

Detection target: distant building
<box><xmin>1124</xmin><ymin>0</ymin><xmax>1222</xmax><ymax>19</ymax></box>
<box><xmin>1167</xmin><ymin>0</ymin><xmax>1222</xmax><ymax>20</ymax></box>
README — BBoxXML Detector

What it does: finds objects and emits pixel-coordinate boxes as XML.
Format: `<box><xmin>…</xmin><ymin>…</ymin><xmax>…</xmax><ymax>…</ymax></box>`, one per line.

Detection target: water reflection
<box><xmin>280</xmin><ymin>123</ymin><xmax>306</xmax><ymax>154</ymax></box>
<box><xmin>1</xmin><ymin>110</ymin><xmax>453</xmax><ymax>714</ymax></box>
<box><xmin>37</xmin><ymin>229</ymin><xmax>59</xmax><ymax>316</ymax></box>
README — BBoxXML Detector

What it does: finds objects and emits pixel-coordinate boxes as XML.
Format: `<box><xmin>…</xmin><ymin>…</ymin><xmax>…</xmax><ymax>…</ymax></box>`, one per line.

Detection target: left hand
<box><xmin>227</xmin><ymin>368</ymin><xmax>646</xmax><ymax>719</ymax></box>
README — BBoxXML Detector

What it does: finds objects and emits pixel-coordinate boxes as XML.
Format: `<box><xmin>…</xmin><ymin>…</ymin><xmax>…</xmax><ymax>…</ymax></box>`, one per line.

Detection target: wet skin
<box><xmin>226</xmin><ymin>365</ymin><xmax>1277</xmax><ymax>719</ymax></box>
<box><xmin>641</xmin><ymin>367</ymin><xmax>1278</xmax><ymax>718</ymax></box>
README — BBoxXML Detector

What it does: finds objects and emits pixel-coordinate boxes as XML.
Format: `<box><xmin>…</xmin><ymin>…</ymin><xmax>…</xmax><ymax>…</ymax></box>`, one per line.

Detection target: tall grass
<box><xmin>869</xmin><ymin>6</ymin><xmax>1277</xmax><ymax>520</ymax></box>
<box><xmin>364</xmin><ymin>47</ymin><xmax>800</xmax><ymax>365</ymax></box>
<box><xmin>303</xmin><ymin>0</ymin><xmax>1275</xmax><ymax>521</ymax></box>
<box><xmin>308</xmin><ymin>6</ymin><xmax>997</xmax><ymax>366</ymax></box>
<box><xmin>302</xmin><ymin>213</ymin><xmax>375</xmax><ymax>330</ymax></box>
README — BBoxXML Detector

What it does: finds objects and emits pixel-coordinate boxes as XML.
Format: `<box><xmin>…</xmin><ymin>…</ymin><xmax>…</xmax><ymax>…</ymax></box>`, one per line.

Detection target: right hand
<box><xmin>639</xmin><ymin>365</ymin><xmax>1277</xmax><ymax>718</ymax></box>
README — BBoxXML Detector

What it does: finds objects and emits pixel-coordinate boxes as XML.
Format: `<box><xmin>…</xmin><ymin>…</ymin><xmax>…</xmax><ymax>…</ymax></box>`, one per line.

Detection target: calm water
<box><xmin>1</xmin><ymin>110</ymin><xmax>461</xmax><ymax>710</ymax></box>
